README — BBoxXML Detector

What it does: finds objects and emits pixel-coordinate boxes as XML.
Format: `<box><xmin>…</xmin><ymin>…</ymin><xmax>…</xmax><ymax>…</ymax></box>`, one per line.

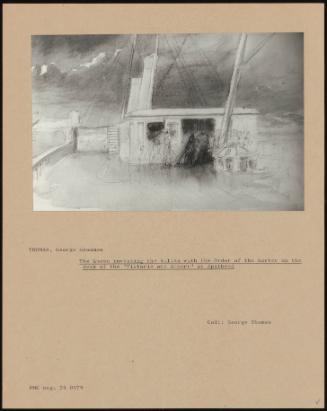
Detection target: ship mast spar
<box><xmin>121</xmin><ymin>34</ymin><xmax>137</xmax><ymax>119</ymax></box>
<box><xmin>155</xmin><ymin>33</ymin><xmax>159</xmax><ymax>55</ymax></box>
<box><xmin>217</xmin><ymin>33</ymin><xmax>247</xmax><ymax>148</ymax></box>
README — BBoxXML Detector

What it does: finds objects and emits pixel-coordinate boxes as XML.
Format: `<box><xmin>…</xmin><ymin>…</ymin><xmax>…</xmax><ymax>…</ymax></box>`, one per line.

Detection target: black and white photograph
<box><xmin>32</xmin><ymin>33</ymin><xmax>304</xmax><ymax>211</ymax></box>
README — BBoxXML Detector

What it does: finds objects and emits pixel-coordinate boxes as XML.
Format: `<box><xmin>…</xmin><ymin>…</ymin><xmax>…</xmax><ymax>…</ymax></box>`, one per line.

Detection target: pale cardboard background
<box><xmin>3</xmin><ymin>4</ymin><xmax>324</xmax><ymax>408</ymax></box>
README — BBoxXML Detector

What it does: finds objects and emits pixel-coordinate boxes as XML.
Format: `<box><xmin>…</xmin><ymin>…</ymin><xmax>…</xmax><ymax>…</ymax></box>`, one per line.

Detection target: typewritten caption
<box><xmin>27</xmin><ymin>248</ymin><xmax>302</xmax><ymax>271</ymax></box>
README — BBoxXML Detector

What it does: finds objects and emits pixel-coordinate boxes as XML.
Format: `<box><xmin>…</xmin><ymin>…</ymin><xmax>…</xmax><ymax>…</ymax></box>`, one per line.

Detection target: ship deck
<box><xmin>33</xmin><ymin>152</ymin><xmax>303</xmax><ymax>211</ymax></box>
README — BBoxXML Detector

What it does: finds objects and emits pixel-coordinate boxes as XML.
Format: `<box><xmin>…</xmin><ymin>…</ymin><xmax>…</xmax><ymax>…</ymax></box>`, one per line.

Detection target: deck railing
<box><xmin>32</xmin><ymin>124</ymin><xmax>120</xmax><ymax>183</ymax></box>
<box><xmin>32</xmin><ymin>141</ymin><xmax>74</xmax><ymax>183</ymax></box>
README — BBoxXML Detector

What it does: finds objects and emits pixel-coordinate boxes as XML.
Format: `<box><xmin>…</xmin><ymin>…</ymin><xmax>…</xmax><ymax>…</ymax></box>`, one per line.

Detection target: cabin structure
<box><xmin>117</xmin><ymin>38</ymin><xmax>259</xmax><ymax>166</ymax></box>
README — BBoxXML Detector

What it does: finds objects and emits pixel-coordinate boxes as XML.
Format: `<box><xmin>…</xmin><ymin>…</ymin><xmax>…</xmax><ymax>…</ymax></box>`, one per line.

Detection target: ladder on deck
<box><xmin>107</xmin><ymin>126</ymin><xmax>120</xmax><ymax>155</ymax></box>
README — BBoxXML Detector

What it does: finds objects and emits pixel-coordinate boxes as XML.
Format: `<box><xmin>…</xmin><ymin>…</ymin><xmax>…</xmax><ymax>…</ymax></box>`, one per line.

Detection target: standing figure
<box><xmin>72</xmin><ymin>127</ymin><xmax>79</xmax><ymax>153</ymax></box>
<box><xmin>69</xmin><ymin>110</ymin><xmax>80</xmax><ymax>153</ymax></box>
<box><xmin>162</xmin><ymin>130</ymin><xmax>172</xmax><ymax>167</ymax></box>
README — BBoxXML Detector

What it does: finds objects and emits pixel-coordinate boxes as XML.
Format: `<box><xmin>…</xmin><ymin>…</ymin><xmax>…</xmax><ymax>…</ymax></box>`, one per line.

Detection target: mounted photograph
<box><xmin>32</xmin><ymin>33</ymin><xmax>304</xmax><ymax>211</ymax></box>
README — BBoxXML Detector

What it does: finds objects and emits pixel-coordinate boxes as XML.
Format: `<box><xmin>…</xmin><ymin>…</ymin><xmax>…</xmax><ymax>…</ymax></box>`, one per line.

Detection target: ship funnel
<box><xmin>126</xmin><ymin>53</ymin><xmax>158</xmax><ymax>113</ymax></box>
<box><xmin>137</xmin><ymin>53</ymin><xmax>158</xmax><ymax>110</ymax></box>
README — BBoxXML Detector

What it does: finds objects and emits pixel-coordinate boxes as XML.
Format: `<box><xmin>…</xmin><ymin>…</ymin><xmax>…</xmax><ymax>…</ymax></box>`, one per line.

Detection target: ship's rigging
<box><xmin>75</xmin><ymin>33</ymin><xmax>275</xmax><ymax>149</ymax></box>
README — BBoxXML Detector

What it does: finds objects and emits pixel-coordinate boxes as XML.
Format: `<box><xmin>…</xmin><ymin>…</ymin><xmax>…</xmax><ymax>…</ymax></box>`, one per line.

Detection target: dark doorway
<box><xmin>177</xmin><ymin>118</ymin><xmax>215</xmax><ymax>166</ymax></box>
<box><xmin>182</xmin><ymin>118</ymin><xmax>215</xmax><ymax>135</ymax></box>
<box><xmin>147</xmin><ymin>122</ymin><xmax>164</xmax><ymax>141</ymax></box>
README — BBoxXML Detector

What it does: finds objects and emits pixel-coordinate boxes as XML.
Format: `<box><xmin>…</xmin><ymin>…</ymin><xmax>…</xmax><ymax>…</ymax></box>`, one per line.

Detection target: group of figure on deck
<box><xmin>148</xmin><ymin>126</ymin><xmax>215</xmax><ymax>167</ymax></box>
<box><xmin>147</xmin><ymin>124</ymin><xmax>257</xmax><ymax>171</ymax></box>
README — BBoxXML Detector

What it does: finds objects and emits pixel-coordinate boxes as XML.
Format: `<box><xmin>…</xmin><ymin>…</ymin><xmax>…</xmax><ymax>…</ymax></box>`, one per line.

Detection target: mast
<box><xmin>217</xmin><ymin>33</ymin><xmax>247</xmax><ymax>147</ymax></box>
<box><xmin>150</xmin><ymin>34</ymin><xmax>159</xmax><ymax>108</ymax></box>
<box><xmin>121</xmin><ymin>34</ymin><xmax>137</xmax><ymax>119</ymax></box>
<box><xmin>155</xmin><ymin>33</ymin><xmax>159</xmax><ymax>55</ymax></box>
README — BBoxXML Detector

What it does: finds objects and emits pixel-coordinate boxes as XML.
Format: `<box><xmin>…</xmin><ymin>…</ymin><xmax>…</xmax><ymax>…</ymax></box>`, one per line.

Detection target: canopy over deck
<box><xmin>126</xmin><ymin>107</ymin><xmax>259</xmax><ymax>119</ymax></box>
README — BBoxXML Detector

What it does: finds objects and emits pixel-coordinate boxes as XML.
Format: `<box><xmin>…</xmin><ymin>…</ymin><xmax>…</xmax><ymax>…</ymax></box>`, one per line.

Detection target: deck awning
<box><xmin>126</xmin><ymin>107</ymin><xmax>259</xmax><ymax>119</ymax></box>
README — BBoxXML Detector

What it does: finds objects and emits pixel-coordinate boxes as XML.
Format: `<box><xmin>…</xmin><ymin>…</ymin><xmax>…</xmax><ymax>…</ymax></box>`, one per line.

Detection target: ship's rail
<box><xmin>32</xmin><ymin>123</ymin><xmax>120</xmax><ymax>183</ymax></box>
<box><xmin>32</xmin><ymin>141</ymin><xmax>74</xmax><ymax>182</ymax></box>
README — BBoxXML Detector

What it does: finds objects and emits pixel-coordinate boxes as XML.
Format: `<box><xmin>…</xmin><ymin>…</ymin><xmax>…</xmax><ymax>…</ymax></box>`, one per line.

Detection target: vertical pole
<box><xmin>153</xmin><ymin>34</ymin><xmax>159</xmax><ymax>109</ymax></box>
<box><xmin>121</xmin><ymin>34</ymin><xmax>137</xmax><ymax>120</ymax></box>
<box><xmin>217</xmin><ymin>33</ymin><xmax>247</xmax><ymax>148</ymax></box>
<box><xmin>155</xmin><ymin>33</ymin><xmax>159</xmax><ymax>55</ymax></box>
<box><xmin>149</xmin><ymin>35</ymin><xmax>159</xmax><ymax>109</ymax></box>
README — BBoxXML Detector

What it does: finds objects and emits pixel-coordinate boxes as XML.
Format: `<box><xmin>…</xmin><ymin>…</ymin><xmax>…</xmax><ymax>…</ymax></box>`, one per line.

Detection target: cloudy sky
<box><xmin>32</xmin><ymin>33</ymin><xmax>303</xmax><ymax>126</ymax></box>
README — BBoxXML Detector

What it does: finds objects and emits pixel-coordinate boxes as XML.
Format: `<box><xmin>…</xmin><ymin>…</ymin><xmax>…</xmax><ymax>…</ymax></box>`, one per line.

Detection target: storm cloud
<box><xmin>32</xmin><ymin>33</ymin><xmax>303</xmax><ymax>127</ymax></box>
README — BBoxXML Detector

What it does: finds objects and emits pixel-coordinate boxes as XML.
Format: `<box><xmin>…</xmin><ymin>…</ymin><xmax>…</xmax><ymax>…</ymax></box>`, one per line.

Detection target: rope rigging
<box><xmin>243</xmin><ymin>33</ymin><xmax>275</xmax><ymax>65</ymax></box>
<box><xmin>156</xmin><ymin>34</ymin><xmax>189</xmax><ymax>94</ymax></box>
<box><xmin>170</xmin><ymin>36</ymin><xmax>208</xmax><ymax>106</ymax></box>
<box><xmin>162</xmin><ymin>35</ymin><xmax>198</xmax><ymax>106</ymax></box>
<box><xmin>80</xmin><ymin>32</ymin><xmax>276</xmax><ymax>128</ymax></box>
<box><xmin>164</xmin><ymin>35</ymin><xmax>207</xmax><ymax>106</ymax></box>
<box><xmin>188</xmin><ymin>34</ymin><xmax>224</xmax><ymax>90</ymax></box>
<box><xmin>156</xmin><ymin>33</ymin><xmax>275</xmax><ymax>108</ymax></box>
